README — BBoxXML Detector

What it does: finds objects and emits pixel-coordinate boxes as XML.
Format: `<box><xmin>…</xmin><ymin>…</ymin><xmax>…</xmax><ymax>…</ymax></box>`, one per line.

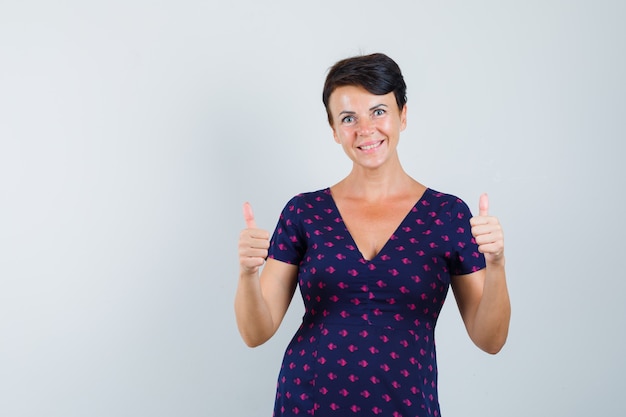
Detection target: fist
<box><xmin>470</xmin><ymin>193</ymin><xmax>504</xmax><ymax>264</ymax></box>
<box><xmin>239</xmin><ymin>202</ymin><xmax>270</xmax><ymax>274</ymax></box>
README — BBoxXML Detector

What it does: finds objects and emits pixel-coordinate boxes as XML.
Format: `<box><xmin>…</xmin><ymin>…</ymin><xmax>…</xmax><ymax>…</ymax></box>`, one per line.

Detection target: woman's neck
<box><xmin>333</xmin><ymin>164</ymin><xmax>421</xmax><ymax>203</ymax></box>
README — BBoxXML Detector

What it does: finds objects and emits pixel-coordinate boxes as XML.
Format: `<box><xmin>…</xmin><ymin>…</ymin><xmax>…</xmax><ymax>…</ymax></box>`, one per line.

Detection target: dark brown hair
<box><xmin>322</xmin><ymin>53</ymin><xmax>407</xmax><ymax>125</ymax></box>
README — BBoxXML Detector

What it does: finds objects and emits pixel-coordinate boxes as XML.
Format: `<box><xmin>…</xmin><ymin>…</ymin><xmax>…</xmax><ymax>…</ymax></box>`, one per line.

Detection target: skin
<box><xmin>235</xmin><ymin>85</ymin><xmax>510</xmax><ymax>354</ymax></box>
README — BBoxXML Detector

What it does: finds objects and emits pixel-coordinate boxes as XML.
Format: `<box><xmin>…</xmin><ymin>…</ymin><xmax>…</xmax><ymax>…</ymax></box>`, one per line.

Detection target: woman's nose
<box><xmin>357</xmin><ymin>118</ymin><xmax>375</xmax><ymax>136</ymax></box>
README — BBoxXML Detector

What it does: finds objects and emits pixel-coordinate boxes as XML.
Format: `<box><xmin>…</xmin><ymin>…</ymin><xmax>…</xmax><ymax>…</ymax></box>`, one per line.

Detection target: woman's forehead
<box><xmin>329</xmin><ymin>86</ymin><xmax>395</xmax><ymax>109</ymax></box>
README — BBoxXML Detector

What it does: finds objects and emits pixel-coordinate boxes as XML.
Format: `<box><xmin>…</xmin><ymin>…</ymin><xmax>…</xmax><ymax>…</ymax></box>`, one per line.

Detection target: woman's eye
<box><xmin>373</xmin><ymin>108</ymin><xmax>386</xmax><ymax>117</ymax></box>
<box><xmin>342</xmin><ymin>115</ymin><xmax>355</xmax><ymax>124</ymax></box>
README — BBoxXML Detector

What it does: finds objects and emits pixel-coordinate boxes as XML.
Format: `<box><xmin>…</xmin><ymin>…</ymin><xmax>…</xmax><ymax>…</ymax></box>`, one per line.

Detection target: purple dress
<box><xmin>267</xmin><ymin>188</ymin><xmax>485</xmax><ymax>417</ymax></box>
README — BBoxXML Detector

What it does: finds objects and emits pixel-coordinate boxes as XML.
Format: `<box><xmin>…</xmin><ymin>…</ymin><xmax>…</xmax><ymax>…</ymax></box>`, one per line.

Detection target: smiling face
<box><xmin>328</xmin><ymin>85</ymin><xmax>407</xmax><ymax>170</ymax></box>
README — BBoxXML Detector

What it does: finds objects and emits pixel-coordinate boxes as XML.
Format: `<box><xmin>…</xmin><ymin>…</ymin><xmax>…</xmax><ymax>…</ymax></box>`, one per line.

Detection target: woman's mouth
<box><xmin>358</xmin><ymin>140</ymin><xmax>384</xmax><ymax>151</ymax></box>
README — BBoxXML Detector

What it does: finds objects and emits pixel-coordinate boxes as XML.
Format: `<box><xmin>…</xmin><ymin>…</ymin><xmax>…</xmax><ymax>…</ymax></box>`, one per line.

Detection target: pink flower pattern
<box><xmin>268</xmin><ymin>188</ymin><xmax>485</xmax><ymax>416</ymax></box>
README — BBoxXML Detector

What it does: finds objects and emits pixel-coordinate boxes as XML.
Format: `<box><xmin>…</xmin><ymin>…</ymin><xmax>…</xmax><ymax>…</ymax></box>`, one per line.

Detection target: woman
<box><xmin>236</xmin><ymin>53</ymin><xmax>510</xmax><ymax>417</ymax></box>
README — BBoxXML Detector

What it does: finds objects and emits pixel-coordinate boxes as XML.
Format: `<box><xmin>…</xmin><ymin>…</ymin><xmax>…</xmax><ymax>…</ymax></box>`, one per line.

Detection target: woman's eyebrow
<box><xmin>370</xmin><ymin>103</ymin><xmax>388</xmax><ymax>111</ymax></box>
<box><xmin>339</xmin><ymin>104</ymin><xmax>388</xmax><ymax>116</ymax></box>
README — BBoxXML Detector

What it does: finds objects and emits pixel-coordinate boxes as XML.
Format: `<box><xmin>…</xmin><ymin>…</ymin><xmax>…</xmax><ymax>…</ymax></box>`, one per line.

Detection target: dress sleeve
<box><xmin>449</xmin><ymin>197</ymin><xmax>486</xmax><ymax>275</ymax></box>
<box><xmin>267</xmin><ymin>195</ymin><xmax>306</xmax><ymax>265</ymax></box>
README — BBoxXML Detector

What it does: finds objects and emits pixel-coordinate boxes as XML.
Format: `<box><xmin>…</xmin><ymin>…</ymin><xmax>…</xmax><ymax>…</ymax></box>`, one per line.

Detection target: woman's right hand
<box><xmin>235</xmin><ymin>202</ymin><xmax>298</xmax><ymax>346</ymax></box>
<box><xmin>239</xmin><ymin>202</ymin><xmax>270</xmax><ymax>274</ymax></box>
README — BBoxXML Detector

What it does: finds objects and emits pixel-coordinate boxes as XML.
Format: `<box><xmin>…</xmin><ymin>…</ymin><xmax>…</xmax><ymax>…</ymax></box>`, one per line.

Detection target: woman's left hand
<box><xmin>470</xmin><ymin>193</ymin><xmax>504</xmax><ymax>265</ymax></box>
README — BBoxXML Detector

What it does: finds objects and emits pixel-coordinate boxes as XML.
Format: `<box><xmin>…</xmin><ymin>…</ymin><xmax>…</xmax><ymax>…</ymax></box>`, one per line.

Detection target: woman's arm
<box><xmin>234</xmin><ymin>203</ymin><xmax>299</xmax><ymax>347</ymax></box>
<box><xmin>451</xmin><ymin>261</ymin><xmax>510</xmax><ymax>354</ymax></box>
<box><xmin>451</xmin><ymin>194</ymin><xmax>511</xmax><ymax>354</ymax></box>
<box><xmin>235</xmin><ymin>259</ymin><xmax>298</xmax><ymax>347</ymax></box>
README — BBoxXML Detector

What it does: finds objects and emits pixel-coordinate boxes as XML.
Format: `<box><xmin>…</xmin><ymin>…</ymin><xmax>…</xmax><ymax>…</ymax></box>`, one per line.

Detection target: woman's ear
<box><xmin>400</xmin><ymin>104</ymin><xmax>408</xmax><ymax>131</ymax></box>
<box><xmin>331</xmin><ymin>122</ymin><xmax>340</xmax><ymax>144</ymax></box>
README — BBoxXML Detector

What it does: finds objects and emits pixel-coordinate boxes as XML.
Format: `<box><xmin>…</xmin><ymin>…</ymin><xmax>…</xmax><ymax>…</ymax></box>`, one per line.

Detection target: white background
<box><xmin>1</xmin><ymin>1</ymin><xmax>624</xmax><ymax>416</ymax></box>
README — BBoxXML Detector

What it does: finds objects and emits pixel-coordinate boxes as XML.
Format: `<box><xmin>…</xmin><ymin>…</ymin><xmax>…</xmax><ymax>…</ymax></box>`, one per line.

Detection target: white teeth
<box><xmin>360</xmin><ymin>141</ymin><xmax>382</xmax><ymax>150</ymax></box>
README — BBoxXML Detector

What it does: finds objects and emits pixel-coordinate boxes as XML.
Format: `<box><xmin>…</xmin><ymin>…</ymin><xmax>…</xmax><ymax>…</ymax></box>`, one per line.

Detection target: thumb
<box><xmin>478</xmin><ymin>193</ymin><xmax>489</xmax><ymax>217</ymax></box>
<box><xmin>243</xmin><ymin>202</ymin><xmax>257</xmax><ymax>229</ymax></box>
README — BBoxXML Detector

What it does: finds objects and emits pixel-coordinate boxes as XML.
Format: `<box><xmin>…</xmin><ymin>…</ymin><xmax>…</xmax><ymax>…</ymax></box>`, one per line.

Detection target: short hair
<box><xmin>322</xmin><ymin>53</ymin><xmax>407</xmax><ymax>126</ymax></box>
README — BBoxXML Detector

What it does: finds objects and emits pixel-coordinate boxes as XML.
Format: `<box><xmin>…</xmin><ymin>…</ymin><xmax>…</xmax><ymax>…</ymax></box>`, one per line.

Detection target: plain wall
<box><xmin>1</xmin><ymin>1</ymin><xmax>624</xmax><ymax>416</ymax></box>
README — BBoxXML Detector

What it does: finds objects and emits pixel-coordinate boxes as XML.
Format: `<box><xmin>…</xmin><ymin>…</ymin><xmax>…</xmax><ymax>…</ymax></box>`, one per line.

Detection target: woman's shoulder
<box><xmin>286</xmin><ymin>187</ymin><xmax>332</xmax><ymax>204</ymax></box>
<box><xmin>422</xmin><ymin>188</ymin><xmax>473</xmax><ymax>212</ymax></box>
<box><xmin>278</xmin><ymin>187</ymin><xmax>333</xmax><ymax>213</ymax></box>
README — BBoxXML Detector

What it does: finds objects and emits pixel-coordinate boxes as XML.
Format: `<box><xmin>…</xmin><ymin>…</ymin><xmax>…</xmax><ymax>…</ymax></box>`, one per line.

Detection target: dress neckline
<box><xmin>325</xmin><ymin>187</ymin><xmax>431</xmax><ymax>262</ymax></box>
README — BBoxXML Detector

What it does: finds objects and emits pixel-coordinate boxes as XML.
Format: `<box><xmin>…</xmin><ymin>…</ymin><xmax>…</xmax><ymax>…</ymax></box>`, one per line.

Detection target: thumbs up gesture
<box><xmin>239</xmin><ymin>202</ymin><xmax>270</xmax><ymax>274</ymax></box>
<box><xmin>470</xmin><ymin>193</ymin><xmax>505</xmax><ymax>264</ymax></box>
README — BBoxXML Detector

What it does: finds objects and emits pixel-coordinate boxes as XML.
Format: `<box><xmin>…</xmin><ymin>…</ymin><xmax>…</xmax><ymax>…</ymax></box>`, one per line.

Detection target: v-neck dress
<box><xmin>267</xmin><ymin>188</ymin><xmax>485</xmax><ymax>417</ymax></box>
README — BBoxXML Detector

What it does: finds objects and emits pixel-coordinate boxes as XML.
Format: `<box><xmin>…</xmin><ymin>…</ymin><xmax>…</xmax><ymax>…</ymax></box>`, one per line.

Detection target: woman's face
<box><xmin>328</xmin><ymin>85</ymin><xmax>407</xmax><ymax>170</ymax></box>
